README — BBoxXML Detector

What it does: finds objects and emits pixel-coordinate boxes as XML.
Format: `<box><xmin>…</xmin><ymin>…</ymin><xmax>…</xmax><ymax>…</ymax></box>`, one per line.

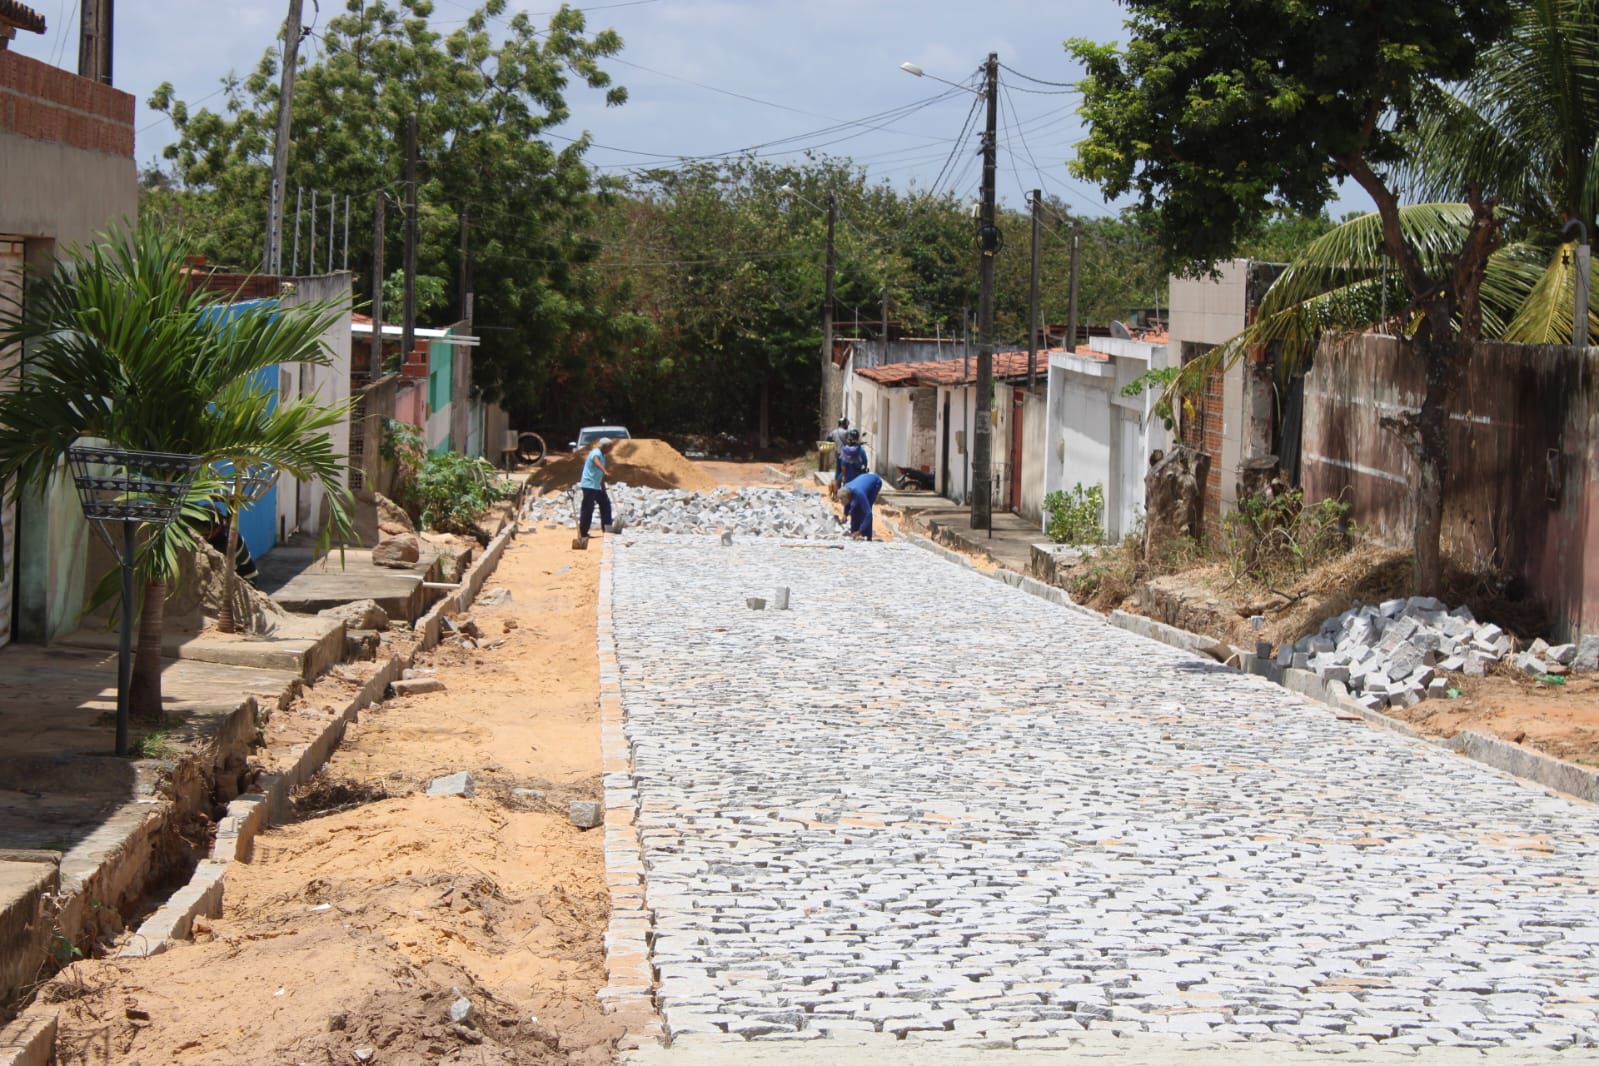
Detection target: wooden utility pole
<box><xmin>77</xmin><ymin>0</ymin><xmax>113</xmax><ymax>85</ymax></box>
<box><xmin>971</xmin><ymin>52</ymin><xmax>999</xmax><ymax>531</ymax></box>
<box><xmin>265</xmin><ymin>0</ymin><xmax>304</xmax><ymax>274</ymax></box>
<box><xmin>881</xmin><ymin>289</ymin><xmax>890</xmax><ymax>357</ymax></box>
<box><xmin>1027</xmin><ymin>189</ymin><xmax>1041</xmax><ymax>391</ymax></box>
<box><xmin>1066</xmin><ymin>219</ymin><xmax>1082</xmax><ymax>358</ymax></box>
<box><xmin>370</xmin><ymin>192</ymin><xmax>385</xmax><ymax>377</ymax></box>
<box><xmin>818</xmin><ymin>191</ymin><xmax>837</xmax><ymax>433</ymax></box>
<box><xmin>458</xmin><ymin>208</ymin><xmax>473</xmax><ymax>329</ymax></box>
<box><xmin>402</xmin><ymin>113</ymin><xmax>418</xmax><ymax>365</ymax></box>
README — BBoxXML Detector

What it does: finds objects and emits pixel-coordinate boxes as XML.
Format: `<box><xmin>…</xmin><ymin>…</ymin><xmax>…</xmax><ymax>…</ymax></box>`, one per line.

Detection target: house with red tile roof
<box><xmin>843</xmin><ymin>345</ymin><xmax>1050</xmax><ymax>517</ymax></box>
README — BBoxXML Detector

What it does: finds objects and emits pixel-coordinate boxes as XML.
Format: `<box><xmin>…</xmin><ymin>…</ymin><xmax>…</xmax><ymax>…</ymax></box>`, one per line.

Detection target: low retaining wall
<box><xmin>1</xmin><ymin>511</ymin><xmax>526</xmax><ymax>1062</ymax></box>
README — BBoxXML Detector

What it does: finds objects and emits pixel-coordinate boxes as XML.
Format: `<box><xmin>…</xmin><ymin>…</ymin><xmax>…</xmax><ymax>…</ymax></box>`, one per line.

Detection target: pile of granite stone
<box><xmin>1282</xmin><ymin>595</ymin><xmax>1599</xmax><ymax>710</ymax></box>
<box><xmin>527</xmin><ymin>484</ymin><xmax>844</xmax><ymax>540</ymax></box>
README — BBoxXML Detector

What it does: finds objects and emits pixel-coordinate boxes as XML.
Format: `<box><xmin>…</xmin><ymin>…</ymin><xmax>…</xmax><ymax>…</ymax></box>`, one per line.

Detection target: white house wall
<box><xmin>1020</xmin><ymin>388</ymin><xmax>1048</xmax><ymax>522</ymax></box>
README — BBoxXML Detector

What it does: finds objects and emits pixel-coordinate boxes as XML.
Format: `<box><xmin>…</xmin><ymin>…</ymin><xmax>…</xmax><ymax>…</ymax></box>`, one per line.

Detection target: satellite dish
<box><xmin>1110</xmin><ymin>321</ymin><xmax>1133</xmax><ymax>339</ymax></box>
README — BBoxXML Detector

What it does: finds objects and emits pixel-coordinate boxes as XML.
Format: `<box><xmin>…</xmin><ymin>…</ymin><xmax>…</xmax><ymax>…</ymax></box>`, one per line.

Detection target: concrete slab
<box><xmin>56</xmin><ymin>612</ymin><xmax>343</xmax><ymax>682</ymax></box>
<box><xmin>881</xmin><ymin>491</ymin><xmax>1041</xmax><ymax>573</ymax></box>
<box><xmin>0</xmin><ymin>644</ymin><xmax>295</xmax><ymax>1009</ymax></box>
<box><xmin>255</xmin><ymin>546</ymin><xmax>442</xmax><ymax>620</ymax></box>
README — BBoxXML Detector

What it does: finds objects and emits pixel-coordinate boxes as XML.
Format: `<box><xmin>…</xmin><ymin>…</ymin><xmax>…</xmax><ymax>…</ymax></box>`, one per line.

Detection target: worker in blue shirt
<box><xmin>838</xmin><ymin>470</ymin><xmax>884</xmax><ymax>541</ymax></box>
<box><xmin>576</xmin><ymin>437</ymin><xmax>617</xmax><ymax>537</ymax></box>
<box><xmin>837</xmin><ymin>429</ymin><xmax>869</xmax><ymax>485</ymax></box>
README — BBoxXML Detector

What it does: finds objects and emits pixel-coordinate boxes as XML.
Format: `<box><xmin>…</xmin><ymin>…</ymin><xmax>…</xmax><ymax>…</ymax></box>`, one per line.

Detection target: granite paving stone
<box><xmin>608</xmin><ymin>536</ymin><xmax>1599</xmax><ymax>1052</ymax></box>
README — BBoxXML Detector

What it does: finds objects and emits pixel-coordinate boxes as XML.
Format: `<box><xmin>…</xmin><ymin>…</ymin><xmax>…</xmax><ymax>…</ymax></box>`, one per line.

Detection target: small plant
<box><xmin>411</xmin><ymin>451</ymin><xmax>516</xmax><ymax>534</ymax></box>
<box><xmin>1221</xmin><ymin>488</ymin><xmax>1352</xmax><ymax>587</ymax></box>
<box><xmin>1044</xmin><ymin>483</ymin><xmax>1106</xmax><ymax>545</ymax></box>
<box><xmin>1120</xmin><ymin>366</ymin><xmax>1180</xmax><ymax>430</ymax></box>
<box><xmin>382</xmin><ymin>419</ymin><xmax>514</xmax><ymax>534</ymax></box>
<box><xmin>133</xmin><ymin>728</ymin><xmax>178</xmax><ymax>760</ymax></box>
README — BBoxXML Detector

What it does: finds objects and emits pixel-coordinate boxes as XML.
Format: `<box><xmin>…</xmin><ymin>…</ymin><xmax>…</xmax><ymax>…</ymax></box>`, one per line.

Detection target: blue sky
<box><xmin>13</xmin><ymin>0</ymin><xmax>1372</xmax><ymax>217</ymax></box>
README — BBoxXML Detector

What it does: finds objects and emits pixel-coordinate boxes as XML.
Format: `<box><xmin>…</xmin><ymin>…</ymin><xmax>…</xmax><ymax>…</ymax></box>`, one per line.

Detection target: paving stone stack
<box><xmin>527</xmin><ymin>484</ymin><xmax>844</xmax><ymax>540</ymax></box>
<box><xmin>1281</xmin><ymin>596</ymin><xmax>1592</xmax><ymax>712</ymax></box>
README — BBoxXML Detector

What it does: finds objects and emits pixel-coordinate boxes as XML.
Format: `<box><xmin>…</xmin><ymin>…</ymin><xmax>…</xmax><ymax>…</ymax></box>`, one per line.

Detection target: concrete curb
<box><xmin>596</xmin><ymin>537</ymin><xmax>667</xmax><ymax>1049</ymax></box>
<box><xmin>900</xmin><ymin>532</ymin><xmax>1599</xmax><ymax>806</ymax></box>
<box><xmin>0</xmin><ymin>1008</ymin><xmax>55</xmax><ymax>1066</ymax></box>
<box><xmin>83</xmin><ymin>517</ymin><xmax>524</xmax><ymax>963</ymax></box>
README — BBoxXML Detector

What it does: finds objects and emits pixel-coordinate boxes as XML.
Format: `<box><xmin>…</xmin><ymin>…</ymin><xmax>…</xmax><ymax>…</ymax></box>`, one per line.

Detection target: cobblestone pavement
<box><xmin>609</xmin><ymin>537</ymin><xmax>1599</xmax><ymax>1055</ymax></box>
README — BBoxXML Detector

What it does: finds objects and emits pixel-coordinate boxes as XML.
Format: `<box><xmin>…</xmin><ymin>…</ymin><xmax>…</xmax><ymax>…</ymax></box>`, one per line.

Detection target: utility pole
<box><xmin>971</xmin><ymin>51</ymin><xmax>1000</xmax><ymax>531</ymax></box>
<box><xmin>402</xmin><ymin>113</ymin><xmax>418</xmax><ymax>367</ymax></box>
<box><xmin>1066</xmin><ymin>218</ymin><xmax>1082</xmax><ymax>358</ymax></box>
<box><xmin>370</xmin><ymin>192</ymin><xmax>385</xmax><ymax>378</ymax></box>
<box><xmin>265</xmin><ymin>0</ymin><xmax>304</xmax><ymax>274</ymax></box>
<box><xmin>881</xmin><ymin>289</ymin><xmax>890</xmax><ymax>360</ymax></box>
<box><xmin>818</xmin><ymin>191</ymin><xmax>837</xmax><ymax>434</ymax></box>
<box><xmin>458</xmin><ymin>208</ymin><xmax>472</xmax><ymax>329</ymax></box>
<box><xmin>77</xmin><ymin>0</ymin><xmax>113</xmax><ymax>85</ymax></box>
<box><xmin>1027</xmin><ymin>189</ymin><xmax>1041</xmax><ymax>391</ymax></box>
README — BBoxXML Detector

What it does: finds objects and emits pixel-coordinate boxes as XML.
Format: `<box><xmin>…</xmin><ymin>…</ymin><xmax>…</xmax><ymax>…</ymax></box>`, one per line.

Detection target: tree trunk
<box><xmin>129</xmin><ymin>579</ymin><xmax>166</xmax><ymax>722</ymax></box>
<box><xmin>1405</xmin><ymin>314</ymin><xmax>1466</xmax><ymax>596</ymax></box>
<box><xmin>218</xmin><ymin>507</ymin><xmax>241</xmax><ymax>634</ymax></box>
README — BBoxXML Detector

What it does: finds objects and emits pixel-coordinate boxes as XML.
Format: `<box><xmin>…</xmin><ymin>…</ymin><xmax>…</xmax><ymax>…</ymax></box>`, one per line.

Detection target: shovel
<box><xmin>569</xmin><ymin>490</ymin><xmax>588</xmax><ymax>550</ymax></box>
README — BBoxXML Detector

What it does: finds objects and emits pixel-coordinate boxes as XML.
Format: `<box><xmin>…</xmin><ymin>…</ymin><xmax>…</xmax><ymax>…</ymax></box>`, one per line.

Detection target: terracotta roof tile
<box><xmin>855</xmin><ymin>350</ymin><xmax>1047</xmax><ymax>387</ymax></box>
<box><xmin>0</xmin><ymin>0</ymin><xmax>46</xmax><ymax>33</ymax></box>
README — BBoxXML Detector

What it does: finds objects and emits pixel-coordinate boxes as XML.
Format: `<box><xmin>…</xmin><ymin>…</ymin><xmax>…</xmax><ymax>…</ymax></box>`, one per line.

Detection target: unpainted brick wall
<box><xmin>0</xmin><ymin>50</ymin><xmax>134</xmax><ymax>157</ymax></box>
<box><xmin>1179</xmin><ymin>341</ymin><xmax>1225</xmax><ymax>538</ymax></box>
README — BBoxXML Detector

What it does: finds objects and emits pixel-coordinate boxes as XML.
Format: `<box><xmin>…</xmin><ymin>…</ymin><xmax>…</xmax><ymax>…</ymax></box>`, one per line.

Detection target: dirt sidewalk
<box><xmin>42</xmin><ymin>527</ymin><xmax>616</xmax><ymax>1065</ymax></box>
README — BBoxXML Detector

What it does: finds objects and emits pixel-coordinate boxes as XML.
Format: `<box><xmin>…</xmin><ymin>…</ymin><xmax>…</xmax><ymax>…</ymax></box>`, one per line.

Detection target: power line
<box><xmin>998</xmin><ymin>62</ymin><xmax>1075</xmax><ymax>89</ymax></box>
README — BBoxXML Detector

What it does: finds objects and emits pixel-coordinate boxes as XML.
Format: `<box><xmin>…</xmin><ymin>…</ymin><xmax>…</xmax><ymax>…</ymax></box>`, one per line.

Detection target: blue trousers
<box><xmin>579</xmin><ymin>487</ymin><xmax>612</xmax><ymax>536</ymax></box>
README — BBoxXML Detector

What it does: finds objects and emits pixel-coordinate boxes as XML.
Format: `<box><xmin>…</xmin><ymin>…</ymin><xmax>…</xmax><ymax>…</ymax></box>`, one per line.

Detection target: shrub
<box><xmin>1044</xmin><ymin>483</ymin><xmax>1106</xmax><ymax>545</ymax></box>
<box><xmin>1221</xmin><ymin>488</ymin><xmax>1351</xmax><ymax>587</ymax></box>
<box><xmin>383</xmin><ymin>418</ymin><xmax>515</xmax><ymax>534</ymax></box>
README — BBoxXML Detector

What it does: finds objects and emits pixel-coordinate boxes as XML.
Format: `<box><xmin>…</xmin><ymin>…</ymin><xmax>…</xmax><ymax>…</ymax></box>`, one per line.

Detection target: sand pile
<box><xmin>531</xmin><ymin>438</ymin><xmax>715</xmax><ymax>492</ymax></box>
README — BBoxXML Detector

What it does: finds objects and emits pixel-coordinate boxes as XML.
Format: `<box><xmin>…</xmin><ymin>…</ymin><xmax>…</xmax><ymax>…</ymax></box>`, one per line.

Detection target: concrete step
<box><xmin>255</xmin><ymin>547</ymin><xmax>444</xmax><ymax>621</ymax></box>
<box><xmin>57</xmin><ymin>613</ymin><xmax>343</xmax><ymax>683</ymax></box>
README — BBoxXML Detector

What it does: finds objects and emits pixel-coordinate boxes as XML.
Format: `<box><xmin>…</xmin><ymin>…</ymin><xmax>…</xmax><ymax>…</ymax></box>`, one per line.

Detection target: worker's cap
<box><xmin>597</xmin><ymin>437</ymin><xmax>614</xmax><ymax>446</ymax></box>
<box><xmin>837</xmin><ymin>417</ymin><xmax>848</xmax><ymax>425</ymax></box>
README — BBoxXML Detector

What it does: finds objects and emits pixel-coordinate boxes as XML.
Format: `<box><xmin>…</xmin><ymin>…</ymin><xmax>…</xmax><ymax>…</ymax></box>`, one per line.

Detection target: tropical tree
<box><xmin>143</xmin><ymin>0</ymin><xmax>631</xmax><ymax>428</ymax></box>
<box><xmin>0</xmin><ymin>223</ymin><xmax>352</xmax><ymax>721</ymax></box>
<box><xmin>1068</xmin><ymin>0</ymin><xmax>1513</xmax><ymax>594</ymax></box>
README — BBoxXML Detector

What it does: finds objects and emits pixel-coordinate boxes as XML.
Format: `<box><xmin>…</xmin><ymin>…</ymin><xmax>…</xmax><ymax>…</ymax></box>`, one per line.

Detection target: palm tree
<box><xmin>0</xmin><ymin>222</ymin><xmax>352</xmax><ymax>721</ymax></box>
<box><xmin>1174</xmin><ymin>0</ymin><xmax>1598</xmax><ymax>592</ymax></box>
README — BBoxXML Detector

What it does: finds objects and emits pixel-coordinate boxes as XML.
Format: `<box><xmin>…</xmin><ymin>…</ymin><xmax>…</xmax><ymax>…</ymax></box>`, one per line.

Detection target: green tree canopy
<box><xmin>1068</xmin><ymin>0</ymin><xmax>1516</xmax><ymax>595</ymax></box>
<box><xmin>143</xmin><ymin>0</ymin><xmax>630</xmax><ymax>418</ymax></box>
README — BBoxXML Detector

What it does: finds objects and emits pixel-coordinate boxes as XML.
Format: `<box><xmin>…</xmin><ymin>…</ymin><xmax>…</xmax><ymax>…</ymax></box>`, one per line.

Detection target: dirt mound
<box><xmin>530</xmin><ymin>438</ymin><xmax>715</xmax><ymax>493</ymax></box>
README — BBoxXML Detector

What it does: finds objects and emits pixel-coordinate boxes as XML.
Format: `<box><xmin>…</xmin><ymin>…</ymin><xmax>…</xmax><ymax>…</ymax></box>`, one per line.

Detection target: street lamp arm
<box><xmin>899</xmin><ymin>60</ymin><xmax>982</xmax><ymax>96</ymax></box>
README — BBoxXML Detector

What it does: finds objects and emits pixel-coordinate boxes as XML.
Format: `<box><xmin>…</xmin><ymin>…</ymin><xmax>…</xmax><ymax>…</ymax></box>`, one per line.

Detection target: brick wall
<box><xmin>0</xmin><ymin>50</ymin><xmax>133</xmax><ymax>157</ymax></box>
<box><xmin>1179</xmin><ymin>341</ymin><xmax>1225</xmax><ymax>537</ymax></box>
<box><xmin>184</xmin><ymin>269</ymin><xmax>282</xmax><ymax>301</ymax></box>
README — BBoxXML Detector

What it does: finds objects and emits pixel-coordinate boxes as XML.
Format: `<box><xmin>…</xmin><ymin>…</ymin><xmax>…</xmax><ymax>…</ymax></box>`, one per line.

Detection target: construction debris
<box><xmin>425</xmin><ymin>771</ymin><xmax>475</xmax><ymax>797</ymax></box>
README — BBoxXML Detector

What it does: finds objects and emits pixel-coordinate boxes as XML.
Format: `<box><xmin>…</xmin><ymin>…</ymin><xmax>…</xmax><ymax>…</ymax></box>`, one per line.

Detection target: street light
<box><xmin>900</xmin><ymin>61</ymin><xmax>983</xmax><ymax>96</ymax></box>
<box><xmin>67</xmin><ymin>444</ymin><xmax>202</xmax><ymax>756</ymax></box>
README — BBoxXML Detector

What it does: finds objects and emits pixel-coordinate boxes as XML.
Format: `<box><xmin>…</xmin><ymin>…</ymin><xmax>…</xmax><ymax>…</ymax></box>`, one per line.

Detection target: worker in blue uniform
<box><xmin>838</xmin><ymin>470</ymin><xmax>884</xmax><ymax>541</ymax></box>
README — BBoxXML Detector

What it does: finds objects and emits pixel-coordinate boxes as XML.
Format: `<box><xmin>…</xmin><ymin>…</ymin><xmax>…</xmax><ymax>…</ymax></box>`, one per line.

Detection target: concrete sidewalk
<box><xmin>878</xmin><ymin>488</ymin><xmax>1043</xmax><ymax>574</ymax></box>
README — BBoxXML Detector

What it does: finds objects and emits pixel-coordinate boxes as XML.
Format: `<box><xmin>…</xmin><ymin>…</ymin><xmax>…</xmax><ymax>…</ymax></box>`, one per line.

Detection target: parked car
<box><xmin>570</xmin><ymin>425</ymin><xmax>632</xmax><ymax>451</ymax></box>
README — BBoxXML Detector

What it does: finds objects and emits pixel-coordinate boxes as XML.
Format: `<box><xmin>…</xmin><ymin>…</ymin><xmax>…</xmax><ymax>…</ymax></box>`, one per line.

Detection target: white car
<box><xmin>570</xmin><ymin>425</ymin><xmax>631</xmax><ymax>452</ymax></box>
